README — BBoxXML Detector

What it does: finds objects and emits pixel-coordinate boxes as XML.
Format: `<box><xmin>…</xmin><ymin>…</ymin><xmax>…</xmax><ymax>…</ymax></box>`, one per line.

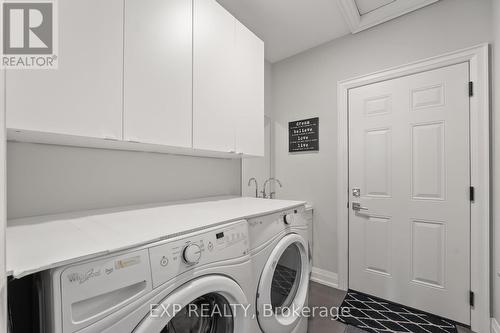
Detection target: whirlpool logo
<box><xmin>67</xmin><ymin>268</ymin><xmax>101</xmax><ymax>284</ymax></box>
<box><xmin>1</xmin><ymin>0</ymin><xmax>58</xmax><ymax>69</ymax></box>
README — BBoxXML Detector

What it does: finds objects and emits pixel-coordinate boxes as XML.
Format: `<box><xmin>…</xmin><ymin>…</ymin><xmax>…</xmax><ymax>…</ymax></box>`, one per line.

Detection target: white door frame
<box><xmin>336</xmin><ymin>44</ymin><xmax>490</xmax><ymax>333</ymax></box>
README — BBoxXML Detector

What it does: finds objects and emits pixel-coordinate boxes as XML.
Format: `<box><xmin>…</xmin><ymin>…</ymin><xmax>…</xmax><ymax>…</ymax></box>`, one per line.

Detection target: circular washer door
<box><xmin>134</xmin><ymin>275</ymin><xmax>250</xmax><ymax>333</ymax></box>
<box><xmin>256</xmin><ymin>234</ymin><xmax>310</xmax><ymax>333</ymax></box>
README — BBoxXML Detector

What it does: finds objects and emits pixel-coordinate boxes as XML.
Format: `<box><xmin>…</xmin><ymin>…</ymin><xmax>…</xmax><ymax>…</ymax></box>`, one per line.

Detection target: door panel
<box><xmin>411</xmin><ymin>122</ymin><xmax>445</xmax><ymax>200</ymax></box>
<box><xmin>365</xmin><ymin>128</ymin><xmax>391</xmax><ymax>197</ymax></box>
<box><xmin>364</xmin><ymin>216</ymin><xmax>391</xmax><ymax>276</ymax></box>
<box><xmin>411</xmin><ymin>219</ymin><xmax>446</xmax><ymax>288</ymax></box>
<box><xmin>349</xmin><ymin>63</ymin><xmax>470</xmax><ymax>324</ymax></box>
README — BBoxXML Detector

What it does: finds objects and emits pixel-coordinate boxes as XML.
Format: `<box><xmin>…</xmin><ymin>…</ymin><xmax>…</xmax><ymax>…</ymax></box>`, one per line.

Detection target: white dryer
<box><xmin>42</xmin><ymin>220</ymin><xmax>254</xmax><ymax>333</ymax></box>
<box><xmin>247</xmin><ymin>206</ymin><xmax>311</xmax><ymax>333</ymax></box>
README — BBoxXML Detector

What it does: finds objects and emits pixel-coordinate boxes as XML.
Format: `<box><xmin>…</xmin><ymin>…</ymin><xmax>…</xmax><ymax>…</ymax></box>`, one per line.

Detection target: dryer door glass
<box><xmin>160</xmin><ymin>293</ymin><xmax>233</xmax><ymax>333</ymax></box>
<box><xmin>256</xmin><ymin>234</ymin><xmax>309</xmax><ymax>332</ymax></box>
<box><xmin>270</xmin><ymin>243</ymin><xmax>302</xmax><ymax>312</ymax></box>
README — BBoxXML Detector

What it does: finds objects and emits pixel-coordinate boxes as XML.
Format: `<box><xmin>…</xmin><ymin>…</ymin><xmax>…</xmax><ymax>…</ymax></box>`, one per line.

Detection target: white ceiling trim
<box><xmin>338</xmin><ymin>0</ymin><xmax>440</xmax><ymax>33</ymax></box>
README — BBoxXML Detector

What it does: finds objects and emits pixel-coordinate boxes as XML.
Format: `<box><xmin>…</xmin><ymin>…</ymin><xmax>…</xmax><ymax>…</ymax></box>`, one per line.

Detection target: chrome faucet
<box><xmin>262</xmin><ymin>178</ymin><xmax>282</xmax><ymax>199</ymax></box>
<box><xmin>247</xmin><ymin>178</ymin><xmax>259</xmax><ymax>198</ymax></box>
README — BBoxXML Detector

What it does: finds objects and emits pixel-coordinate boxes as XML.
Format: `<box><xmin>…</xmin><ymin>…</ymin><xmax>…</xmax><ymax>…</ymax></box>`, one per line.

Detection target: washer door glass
<box><xmin>270</xmin><ymin>243</ymin><xmax>302</xmax><ymax>313</ymax></box>
<box><xmin>161</xmin><ymin>293</ymin><xmax>233</xmax><ymax>333</ymax></box>
<box><xmin>133</xmin><ymin>275</ymin><xmax>248</xmax><ymax>333</ymax></box>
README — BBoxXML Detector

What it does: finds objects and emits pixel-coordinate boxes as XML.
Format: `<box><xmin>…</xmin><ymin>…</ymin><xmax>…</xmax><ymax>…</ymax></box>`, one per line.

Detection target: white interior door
<box><xmin>348</xmin><ymin>63</ymin><xmax>470</xmax><ymax>324</ymax></box>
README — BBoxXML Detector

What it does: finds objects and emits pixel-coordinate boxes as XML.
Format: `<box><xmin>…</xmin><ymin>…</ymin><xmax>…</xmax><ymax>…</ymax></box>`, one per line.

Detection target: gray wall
<box><xmin>493</xmin><ymin>0</ymin><xmax>500</xmax><ymax>324</ymax></box>
<box><xmin>271</xmin><ymin>0</ymin><xmax>492</xmax><ymax>275</ymax></box>
<box><xmin>7</xmin><ymin>142</ymin><xmax>241</xmax><ymax>219</ymax></box>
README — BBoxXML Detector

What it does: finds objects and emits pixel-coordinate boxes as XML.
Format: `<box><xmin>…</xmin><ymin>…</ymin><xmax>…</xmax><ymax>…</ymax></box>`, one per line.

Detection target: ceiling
<box><xmin>217</xmin><ymin>0</ymin><xmax>351</xmax><ymax>63</ymax></box>
<box><xmin>217</xmin><ymin>0</ymin><xmax>439</xmax><ymax>63</ymax></box>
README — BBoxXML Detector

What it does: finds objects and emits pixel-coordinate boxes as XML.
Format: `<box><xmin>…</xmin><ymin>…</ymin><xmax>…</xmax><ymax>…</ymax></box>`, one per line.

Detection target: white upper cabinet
<box><xmin>193</xmin><ymin>0</ymin><xmax>237</xmax><ymax>153</ymax></box>
<box><xmin>124</xmin><ymin>0</ymin><xmax>192</xmax><ymax>147</ymax></box>
<box><xmin>6</xmin><ymin>0</ymin><xmax>124</xmax><ymax>140</ymax></box>
<box><xmin>193</xmin><ymin>0</ymin><xmax>264</xmax><ymax>156</ymax></box>
<box><xmin>234</xmin><ymin>21</ymin><xmax>264</xmax><ymax>157</ymax></box>
<box><xmin>6</xmin><ymin>0</ymin><xmax>264</xmax><ymax>157</ymax></box>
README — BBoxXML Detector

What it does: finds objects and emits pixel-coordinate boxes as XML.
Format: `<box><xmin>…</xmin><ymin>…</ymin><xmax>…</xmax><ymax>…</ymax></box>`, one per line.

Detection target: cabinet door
<box><xmin>124</xmin><ymin>0</ymin><xmax>192</xmax><ymax>147</ymax></box>
<box><xmin>234</xmin><ymin>22</ymin><xmax>264</xmax><ymax>156</ymax></box>
<box><xmin>193</xmin><ymin>0</ymin><xmax>236</xmax><ymax>153</ymax></box>
<box><xmin>6</xmin><ymin>0</ymin><xmax>123</xmax><ymax>140</ymax></box>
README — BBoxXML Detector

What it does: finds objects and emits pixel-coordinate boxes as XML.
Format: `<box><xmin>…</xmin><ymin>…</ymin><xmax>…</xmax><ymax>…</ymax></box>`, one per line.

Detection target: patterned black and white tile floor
<box><xmin>307</xmin><ymin>282</ymin><xmax>472</xmax><ymax>333</ymax></box>
<box><xmin>338</xmin><ymin>290</ymin><xmax>458</xmax><ymax>333</ymax></box>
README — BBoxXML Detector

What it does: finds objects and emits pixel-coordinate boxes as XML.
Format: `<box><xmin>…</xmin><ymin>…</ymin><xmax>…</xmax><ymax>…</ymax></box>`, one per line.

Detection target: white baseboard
<box><xmin>310</xmin><ymin>267</ymin><xmax>338</xmax><ymax>288</ymax></box>
<box><xmin>491</xmin><ymin>318</ymin><xmax>500</xmax><ymax>333</ymax></box>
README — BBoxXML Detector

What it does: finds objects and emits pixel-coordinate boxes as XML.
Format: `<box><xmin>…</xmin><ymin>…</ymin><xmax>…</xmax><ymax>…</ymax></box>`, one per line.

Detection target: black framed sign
<box><xmin>288</xmin><ymin>117</ymin><xmax>319</xmax><ymax>153</ymax></box>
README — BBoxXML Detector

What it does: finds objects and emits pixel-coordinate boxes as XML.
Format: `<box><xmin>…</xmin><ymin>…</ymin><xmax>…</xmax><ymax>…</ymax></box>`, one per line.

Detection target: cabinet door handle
<box><xmin>126</xmin><ymin>138</ymin><xmax>141</xmax><ymax>143</ymax></box>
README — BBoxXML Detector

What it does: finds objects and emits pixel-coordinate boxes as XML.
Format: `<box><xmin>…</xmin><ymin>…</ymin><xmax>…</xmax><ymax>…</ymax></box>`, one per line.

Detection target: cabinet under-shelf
<box><xmin>7</xmin><ymin>129</ymin><xmax>260</xmax><ymax>159</ymax></box>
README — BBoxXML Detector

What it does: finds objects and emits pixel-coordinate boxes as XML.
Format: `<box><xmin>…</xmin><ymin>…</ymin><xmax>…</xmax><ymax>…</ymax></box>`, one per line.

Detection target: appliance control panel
<box><xmin>247</xmin><ymin>206</ymin><xmax>307</xmax><ymax>251</ymax></box>
<box><xmin>149</xmin><ymin>220</ymin><xmax>249</xmax><ymax>288</ymax></box>
<box><xmin>56</xmin><ymin>249</ymin><xmax>153</xmax><ymax>332</ymax></box>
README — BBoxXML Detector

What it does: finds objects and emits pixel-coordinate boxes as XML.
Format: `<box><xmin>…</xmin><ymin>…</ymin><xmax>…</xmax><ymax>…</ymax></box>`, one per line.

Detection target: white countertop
<box><xmin>7</xmin><ymin>196</ymin><xmax>306</xmax><ymax>278</ymax></box>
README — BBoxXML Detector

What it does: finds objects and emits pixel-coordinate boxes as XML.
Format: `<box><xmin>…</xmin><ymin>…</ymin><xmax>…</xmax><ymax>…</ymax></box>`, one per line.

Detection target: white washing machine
<box><xmin>247</xmin><ymin>206</ymin><xmax>311</xmax><ymax>333</ymax></box>
<box><xmin>42</xmin><ymin>220</ymin><xmax>254</xmax><ymax>333</ymax></box>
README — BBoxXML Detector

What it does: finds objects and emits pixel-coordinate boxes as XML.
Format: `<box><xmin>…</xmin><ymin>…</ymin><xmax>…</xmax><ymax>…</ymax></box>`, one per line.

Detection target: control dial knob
<box><xmin>182</xmin><ymin>243</ymin><xmax>202</xmax><ymax>265</ymax></box>
<box><xmin>283</xmin><ymin>214</ymin><xmax>294</xmax><ymax>225</ymax></box>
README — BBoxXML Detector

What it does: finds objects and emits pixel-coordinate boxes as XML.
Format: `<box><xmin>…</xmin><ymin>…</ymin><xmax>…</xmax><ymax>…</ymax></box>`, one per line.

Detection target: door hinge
<box><xmin>469</xmin><ymin>186</ymin><xmax>475</xmax><ymax>202</ymax></box>
<box><xmin>470</xmin><ymin>291</ymin><xmax>475</xmax><ymax>307</ymax></box>
<box><xmin>469</xmin><ymin>81</ymin><xmax>474</xmax><ymax>97</ymax></box>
